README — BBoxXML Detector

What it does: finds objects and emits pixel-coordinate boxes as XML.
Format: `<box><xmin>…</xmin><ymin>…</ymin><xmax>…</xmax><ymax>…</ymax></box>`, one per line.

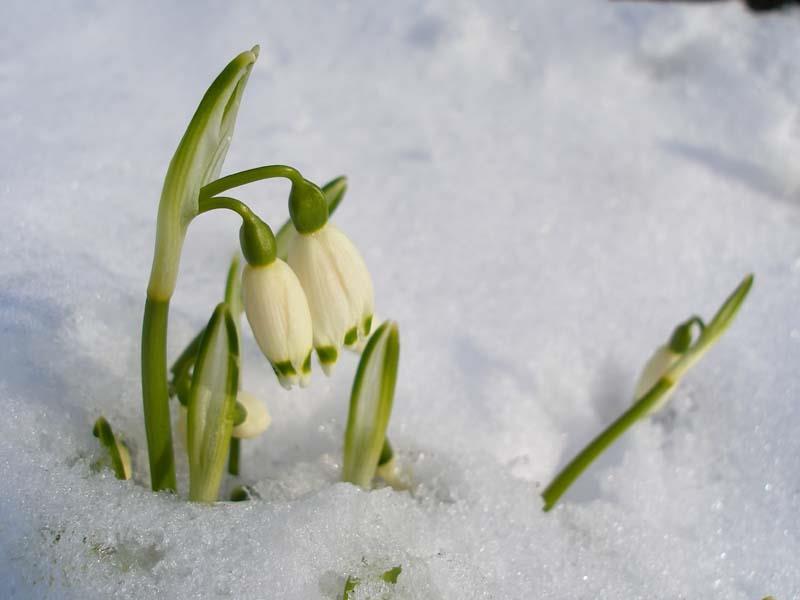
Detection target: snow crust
<box><xmin>1</xmin><ymin>1</ymin><xmax>799</xmax><ymax>598</ymax></box>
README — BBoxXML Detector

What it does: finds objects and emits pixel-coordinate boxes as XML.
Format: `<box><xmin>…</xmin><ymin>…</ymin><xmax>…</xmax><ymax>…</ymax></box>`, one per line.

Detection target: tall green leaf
<box><xmin>342</xmin><ymin>321</ymin><xmax>400</xmax><ymax>488</ymax></box>
<box><xmin>148</xmin><ymin>47</ymin><xmax>259</xmax><ymax>300</ymax></box>
<box><xmin>187</xmin><ymin>303</ymin><xmax>239</xmax><ymax>501</ymax></box>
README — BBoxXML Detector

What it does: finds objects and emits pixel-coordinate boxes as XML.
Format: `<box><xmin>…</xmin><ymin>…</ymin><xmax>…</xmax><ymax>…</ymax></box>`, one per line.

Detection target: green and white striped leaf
<box><xmin>187</xmin><ymin>303</ymin><xmax>239</xmax><ymax>502</ymax></box>
<box><xmin>148</xmin><ymin>47</ymin><xmax>258</xmax><ymax>300</ymax></box>
<box><xmin>342</xmin><ymin>321</ymin><xmax>400</xmax><ymax>488</ymax></box>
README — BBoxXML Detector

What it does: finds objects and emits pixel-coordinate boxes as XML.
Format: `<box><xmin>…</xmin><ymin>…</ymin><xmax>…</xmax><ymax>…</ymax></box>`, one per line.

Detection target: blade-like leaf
<box><xmin>187</xmin><ymin>303</ymin><xmax>239</xmax><ymax>502</ymax></box>
<box><xmin>148</xmin><ymin>47</ymin><xmax>259</xmax><ymax>300</ymax></box>
<box><xmin>92</xmin><ymin>417</ymin><xmax>132</xmax><ymax>480</ymax></box>
<box><xmin>667</xmin><ymin>273</ymin><xmax>753</xmax><ymax>382</ymax></box>
<box><xmin>342</xmin><ymin>321</ymin><xmax>400</xmax><ymax>488</ymax></box>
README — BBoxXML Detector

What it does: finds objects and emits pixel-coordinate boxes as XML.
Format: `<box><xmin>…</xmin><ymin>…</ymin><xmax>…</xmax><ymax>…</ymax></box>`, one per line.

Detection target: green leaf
<box><xmin>378</xmin><ymin>438</ymin><xmax>394</xmax><ymax>467</ymax></box>
<box><xmin>187</xmin><ymin>303</ymin><xmax>239</xmax><ymax>502</ymax></box>
<box><xmin>92</xmin><ymin>417</ymin><xmax>131</xmax><ymax>480</ymax></box>
<box><xmin>148</xmin><ymin>47</ymin><xmax>259</xmax><ymax>300</ymax></box>
<box><xmin>275</xmin><ymin>175</ymin><xmax>348</xmax><ymax>260</ymax></box>
<box><xmin>342</xmin><ymin>576</ymin><xmax>358</xmax><ymax>600</ymax></box>
<box><xmin>380</xmin><ymin>566</ymin><xmax>402</xmax><ymax>583</ymax></box>
<box><xmin>224</xmin><ymin>254</ymin><xmax>243</xmax><ymax>320</ymax></box>
<box><xmin>342</xmin><ymin>321</ymin><xmax>400</xmax><ymax>488</ymax></box>
<box><xmin>667</xmin><ymin>273</ymin><xmax>753</xmax><ymax>383</ymax></box>
<box><xmin>341</xmin><ymin>566</ymin><xmax>401</xmax><ymax>599</ymax></box>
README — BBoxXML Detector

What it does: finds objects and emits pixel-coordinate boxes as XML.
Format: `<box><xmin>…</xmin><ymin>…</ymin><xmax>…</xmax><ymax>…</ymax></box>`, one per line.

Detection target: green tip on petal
<box><xmin>273</xmin><ymin>361</ymin><xmax>298</xmax><ymax>377</ymax></box>
<box><xmin>363</xmin><ymin>315</ymin><xmax>373</xmax><ymax>336</ymax></box>
<box><xmin>317</xmin><ymin>346</ymin><xmax>338</xmax><ymax>368</ymax></box>
<box><xmin>344</xmin><ymin>327</ymin><xmax>358</xmax><ymax>346</ymax></box>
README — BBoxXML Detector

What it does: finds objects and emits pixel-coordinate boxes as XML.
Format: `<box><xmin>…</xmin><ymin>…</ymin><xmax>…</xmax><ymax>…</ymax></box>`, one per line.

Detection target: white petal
<box><xmin>242</xmin><ymin>260</ymin><xmax>313</xmax><ymax>383</ymax></box>
<box><xmin>288</xmin><ymin>227</ymin><xmax>351</xmax><ymax>349</ymax></box>
<box><xmin>323</xmin><ymin>224</ymin><xmax>374</xmax><ymax>342</ymax></box>
<box><xmin>634</xmin><ymin>345</ymin><xmax>680</xmax><ymax>414</ymax></box>
<box><xmin>232</xmin><ymin>391</ymin><xmax>271</xmax><ymax>439</ymax></box>
<box><xmin>288</xmin><ymin>223</ymin><xmax>375</xmax><ymax>361</ymax></box>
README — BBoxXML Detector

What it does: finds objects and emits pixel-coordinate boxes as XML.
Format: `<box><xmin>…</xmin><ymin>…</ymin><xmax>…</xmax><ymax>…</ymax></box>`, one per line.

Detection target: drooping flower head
<box><xmin>634</xmin><ymin>317</ymin><xmax>700</xmax><ymax>415</ymax></box>
<box><xmin>286</xmin><ymin>179</ymin><xmax>374</xmax><ymax>374</ymax></box>
<box><xmin>240</xmin><ymin>214</ymin><xmax>313</xmax><ymax>389</ymax></box>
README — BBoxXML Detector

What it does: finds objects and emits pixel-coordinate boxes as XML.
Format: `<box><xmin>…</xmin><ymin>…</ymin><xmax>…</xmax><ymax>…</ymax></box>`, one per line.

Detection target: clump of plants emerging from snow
<box><xmin>91</xmin><ymin>46</ymin><xmax>754</xmax><ymax>595</ymax></box>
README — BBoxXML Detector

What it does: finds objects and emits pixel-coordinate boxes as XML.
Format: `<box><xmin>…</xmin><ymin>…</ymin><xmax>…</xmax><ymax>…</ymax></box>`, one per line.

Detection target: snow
<box><xmin>1</xmin><ymin>1</ymin><xmax>799</xmax><ymax>598</ymax></box>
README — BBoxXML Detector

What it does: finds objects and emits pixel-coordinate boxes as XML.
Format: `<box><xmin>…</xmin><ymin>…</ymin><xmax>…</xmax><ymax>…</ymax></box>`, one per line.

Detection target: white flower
<box><xmin>287</xmin><ymin>223</ymin><xmax>374</xmax><ymax>374</ymax></box>
<box><xmin>633</xmin><ymin>345</ymin><xmax>681</xmax><ymax>415</ymax></box>
<box><xmin>232</xmin><ymin>391</ymin><xmax>271</xmax><ymax>439</ymax></box>
<box><xmin>242</xmin><ymin>259</ymin><xmax>313</xmax><ymax>389</ymax></box>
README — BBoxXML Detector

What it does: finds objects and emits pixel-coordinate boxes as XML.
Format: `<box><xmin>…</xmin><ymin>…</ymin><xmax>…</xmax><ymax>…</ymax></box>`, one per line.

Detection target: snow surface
<box><xmin>1</xmin><ymin>1</ymin><xmax>799</xmax><ymax>598</ymax></box>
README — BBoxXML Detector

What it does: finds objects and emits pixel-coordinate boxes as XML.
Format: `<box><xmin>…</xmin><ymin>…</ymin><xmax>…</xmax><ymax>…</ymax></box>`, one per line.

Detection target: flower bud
<box><xmin>287</xmin><ymin>223</ymin><xmax>374</xmax><ymax>374</ymax></box>
<box><xmin>633</xmin><ymin>345</ymin><xmax>681</xmax><ymax>415</ymax></box>
<box><xmin>232</xmin><ymin>391</ymin><xmax>271</xmax><ymax>439</ymax></box>
<box><xmin>242</xmin><ymin>259</ymin><xmax>313</xmax><ymax>388</ymax></box>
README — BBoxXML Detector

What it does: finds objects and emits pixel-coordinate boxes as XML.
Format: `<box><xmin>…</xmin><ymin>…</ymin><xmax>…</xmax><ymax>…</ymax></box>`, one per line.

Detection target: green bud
<box><xmin>289</xmin><ymin>178</ymin><xmax>328</xmax><ymax>234</ymax></box>
<box><xmin>232</xmin><ymin>402</ymin><xmax>248</xmax><ymax>427</ymax></box>
<box><xmin>239</xmin><ymin>216</ymin><xmax>277</xmax><ymax>266</ymax></box>
<box><xmin>668</xmin><ymin>316</ymin><xmax>704</xmax><ymax>354</ymax></box>
<box><xmin>230</xmin><ymin>485</ymin><xmax>251</xmax><ymax>502</ymax></box>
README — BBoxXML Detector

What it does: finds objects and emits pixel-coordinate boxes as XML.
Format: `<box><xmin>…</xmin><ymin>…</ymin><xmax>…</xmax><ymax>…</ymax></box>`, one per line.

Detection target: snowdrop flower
<box><xmin>284</xmin><ymin>177</ymin><xmax>374</xmax><ymax>373</ymax></box>
<box><xmin>287</xmin><ymin>223</ymin><xmax>374</xmax><ymax>374</ymax></box>
<box><xmin>242</xmin><ymin>259</ymin><xmax>313</xmax><ymax>388</ymax></box>
<box><xmin>232</xmin><ymin>391</ymin><xmax>271</xmax><ymax>439</ymax></box>
<box><xmin>634</xmin><ymin>317</ymin><xmax>700</xmax><ymax>415</ymax></box>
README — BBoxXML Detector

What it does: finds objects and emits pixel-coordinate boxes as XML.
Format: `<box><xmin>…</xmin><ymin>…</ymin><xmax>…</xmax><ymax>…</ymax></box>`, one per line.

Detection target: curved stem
<box><xmin>142</xmin><ymin>297</ymin><xmax>177</xmax><ymax>491</ymax></box>
<box><xmin>199</xmin><ymin>165</ymin><xmax>302</xmax><ymax>200</ymax></box>
<box><xmin>686</xmin><ymin>315</ymin><xmax>706</xmax><ymax>334</ymax></box>
<box><xmin>541</xmin><ymin>378</ymin><xmax>674</xmax><ymax>512</ymax></box>
<box><xmin>197</xmin><ymin>195</ymin><xmax>256</xmax><ymax>219</ymax></box>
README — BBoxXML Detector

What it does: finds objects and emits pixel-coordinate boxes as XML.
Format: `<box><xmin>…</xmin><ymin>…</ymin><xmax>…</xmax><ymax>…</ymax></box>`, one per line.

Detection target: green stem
<box><xmin>199</xmin><ymin>165</ymin><xmax>302</xmax><ymax>200</ymax></box>
<box><xmin>197</xmin><ymin>195</ymin><xmax>256</xmax><ymax>219</ymax></box>
<box><xmin>228</xmin><ymin>437</ymin><xmax>241</xmax><ymax>476</ymax></box>
<box><xmin>541</xmin><ymin>378</ymin><xmax>674</xmax><ymax>511</ymax></box>
<box><xmin>170</xmin><ymin>330</ymin><xmax>202</xmax><ymax>378</ymax></box>
<box><xmin>141</xmin><ymin>297</ymin><xmax>177</xmax><ymax>491</ymax></box>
